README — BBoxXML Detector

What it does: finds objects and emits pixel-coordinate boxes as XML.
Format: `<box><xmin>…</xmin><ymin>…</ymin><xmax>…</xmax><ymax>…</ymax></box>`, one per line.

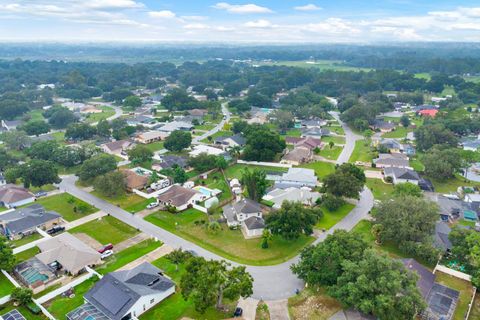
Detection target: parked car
<box><xmin>98</xmin><ymin>243</ymin><xmax>113</xmax><ymax>253</ymax></box>
<box><xmin>146</xmin><ymin>201</ymin><xmax>159</xmax><ymax>209</ymax></box>
<box><xmin>47</xmin><ymin>226</ymin><xmax>65</xmax><ymax>235</ymax></box>
<box><xmin>34</xmin><ymin>190</ymin><xmax>48</xmax><ymax>197</ymax></box>
<box><xmin>101</xmin><ymin>250</ymin><xmax>114</xmax><ymax>260</ymax></box>
<box><xmin>233</xmin><ymin>307</ymin><xmax>243</xmax><ymax>317</ymax></box>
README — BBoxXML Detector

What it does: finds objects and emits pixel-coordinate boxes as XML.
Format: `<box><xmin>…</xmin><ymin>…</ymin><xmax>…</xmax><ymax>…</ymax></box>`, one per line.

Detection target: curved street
<box><xmin>58</xmin><ymin>108</ymin><xmax>374</xmax><ymax>301</ymax></box>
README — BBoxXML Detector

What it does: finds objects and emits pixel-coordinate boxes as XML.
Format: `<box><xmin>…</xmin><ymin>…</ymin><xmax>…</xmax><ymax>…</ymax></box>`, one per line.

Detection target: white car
<box><xmin>147</xmin><ymin>202</ymin><xmax>159</xmax><ymax>209</ymax></box>
<box><xmin>101</xmin><ymin>250</ymin><xmax>114</xmax><ymax>260</ymax></box>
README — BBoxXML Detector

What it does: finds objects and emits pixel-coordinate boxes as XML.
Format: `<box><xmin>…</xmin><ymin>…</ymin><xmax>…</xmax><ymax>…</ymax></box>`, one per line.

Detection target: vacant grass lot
<box><xmin>299</xmin><ymin>161</ymin><xmax>336</xmax><ymax>180</ymax></box>
<box><xmin>144</xmin><ymin>141</ymin><xmax>165</xmax><ymax>152</ymax></box>
<box><xmin>324</xmin><ymin>125</ymin><xmax>345</xmax><ymax>135</ymax></box>
<box><xmin>431</xmin><ymin>175</ymin><xmax>480</xmax><ymax>194</ymax></box>
<box><xmin>365</xmin><ymin>178</ymin><xmax>395</xmax><ymax>201</ymax></box>
<box><xmin>34</xmin><ymin>193</ymin><xmax>98</xmax><ymax>221</ymax></box>
<box><xmin>382</xmin><ymin>126</ymin><xmax>410</xmax><ymax>139</ymax></box>
<box><xmin>224</xmin><ymin>164</ymin><xmax>288</xmax><ymax>180</ymax></box>
<box><xmin>69</xmin><ymin>215</ymin><xmax>139</xmax><ymax>245</ymax></box>
<box><xmin>0</xmin><ymin>272</ymin><xmax>14</xmax><ymax>298</ymax></box>
<box><xmin>288</xmin><ymin>287</ymin><xmax>341</xmax><ymax>320</ymax></box>
<box><xmin>316</xmin><ymin>146</ymin><xmax>342</xmax><ymax>161</ymax></box>
<box><xmin>91</xmin><ymin>191</ymin><xmax>150</xmax><ymax>212</ymax></box>
<box><xmin>141</xmin><ymin>257</ymin><xmax>231</xmax><ymax>320</ymax></box>
<box><xmin>145</xmin><ymin>209</ymin><xmax>314</xmax><ymax>266</ymax></box>
<box><xmin>316</xmin><ymin>203</ymin><xmax>355</xmax><ymax>230</ymax></box>
<box><xmin>349</xmin><ymin>140</ymin><xmax>376</xmax><ymax>163</ymax></box>
<box><xmin>200</xmin><ymin>130</ymin><xmax>232</xmax><ymax>143</ymax></box>
<box><xmin>435</xmin><ymin>272</ymin><xmax>474</xmax><ymax>320</ymax></box>
<box><xmin>97</xmin><ymin>239</ymin><xmax>162</xmax><ymax>274</ymax></box>
<box><xmin>46</xmin><ymin>276</ymin><xmax>99</xmax><ymax>319</ymax></box>
<box><xmin>321</xmin><ymin>136</ymin><xmax>345</xmax><ymax>145</ymax></box>
<box><xmin>83</xmin><ymin>106</ymin><xmax>115</xmax><ymax>124</ymax></box>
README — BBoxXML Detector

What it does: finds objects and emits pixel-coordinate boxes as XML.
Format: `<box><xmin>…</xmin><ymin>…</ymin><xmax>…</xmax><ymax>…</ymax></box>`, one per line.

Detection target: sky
<box><xmin>1</xmin><ymin>0</ymin><xmax>480</xmax><ymax>43</ymax></box>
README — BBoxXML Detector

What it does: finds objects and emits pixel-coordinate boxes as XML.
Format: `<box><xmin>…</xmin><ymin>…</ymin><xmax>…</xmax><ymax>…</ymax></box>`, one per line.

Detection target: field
<box><xmin>14</xmin><ymin>246</ymin><xmax>40</xmax><ymax>263</ymax></box>
<box><xmin>431</xmin><ymin>175</ymin><xmax>480</xmax><ymax>194</ymax></box>
<box><xmin>83</xmin><ymin>106</ymin><xmax>115</xmax><ymax>124</ymax></box>
<box><xmin>91</xmin><ymin>191</ymin><xmax>152</xmax><ymax>213</ymax></box>
<box><xmin>96</xmin><ymin>239</ymin><xmax>162</xmax><ymax>274</ymax></box>
<box><xmin>382</xmin><ymin>127</ymin><xmax>409</xmax><ymax>139</ymax></box>
<box><xmin>349</xmin><ymin>140</ymin><xmax>375</xmax><ymax>163</ymax></box>
<box><xmin>10</xmin><ymin>233</ymin><xmax>42</xmax><ymax>248</ymax></box>
<box><xmin>144</xmin><ymin>141</ymin><xmax>165</xmax><ymax>152</ymax></box>
<box><xmin>257</xmin><ymin>60</ymin><xmax>371</xmax><ymax>72</ymax></box>
<box><xmin>223</xmin><ymin>164</ymin><xmax>288</xmax><ymax>180</ymax></box>
<box><xmin>316</xmin><ymin>203</ymin><xmax>355</xmax><ymax>230</ymax></box>
<box><xmin>299</xmin><ymin>161</ymin><xmax>336</xmax><ymax>180</ymax></box>
<box><xmin>321</xmin><ymin>136</ymin><xmax>345</xmax><ymax>145</ymax></box>
<box><xmin>316</xmin><ymin>146</ymin><xmax>342</xmax><ymax>161</ymax></box>
<box><xmin>145</xmin><ymin>209</ymin><xmax>314</xmax><ymax>266</ymax></box>
<box><xmin>69</xmin><ymin>215</ymin><xmax>139</xmax><ymax>245</ymax></box>
<box><xmin>365</xmin><ymin>178</ymin><xmax>395</xmax><ymax>201</ymax></box>
<box><xmin>34</xmin><ymin>193</ymin><xmax>98</xmax><ymax>221</ymax></box>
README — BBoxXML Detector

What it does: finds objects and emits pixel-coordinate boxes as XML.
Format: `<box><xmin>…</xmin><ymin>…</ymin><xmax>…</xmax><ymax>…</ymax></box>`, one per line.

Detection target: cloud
<box><xmin>148</xmin><ymin>10</ymin><xmax>176</xmax><ymax>19</ymax></box>
<box><xmin>212</xmin><ymin>2</ymin><xmax>272</xmax><ymax>14</ymax></box>
<box><xmin>183</xmin><ymin>23</ymin><xmax>209</xmax><ymax>30</ymax></box>
<box><xmin>83</xmin><ymin>0</ymin><xmax>144</xmax><ymax>10</ymax></box>
<box><xmin>244</xmin><ymin>19</ymin><xmax>273</xmax><ymax>28</ymax></box>
<box><xmin>302</xmin><ymin>18</ymin><xmax>360</xmax><ymax>34</ymax></box>
<box><xmin>294</xmin><ymin>4</ymin><xmax>322</xmax><ymax>11</ymax></box>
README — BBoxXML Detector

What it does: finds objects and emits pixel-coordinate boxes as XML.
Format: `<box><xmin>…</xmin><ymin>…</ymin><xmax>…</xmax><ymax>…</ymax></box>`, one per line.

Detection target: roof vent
<box><xmin>148</xmin><ymin>278</ymin><xmax>160</xmax><ymax>286</ymax></box>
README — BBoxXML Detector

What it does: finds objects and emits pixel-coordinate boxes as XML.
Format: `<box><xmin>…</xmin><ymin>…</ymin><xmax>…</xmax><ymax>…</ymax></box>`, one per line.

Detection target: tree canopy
<box><xmin>164</xmin><ymin>130</ymin><xmax>192</xmax><ymax>152</ymax></box>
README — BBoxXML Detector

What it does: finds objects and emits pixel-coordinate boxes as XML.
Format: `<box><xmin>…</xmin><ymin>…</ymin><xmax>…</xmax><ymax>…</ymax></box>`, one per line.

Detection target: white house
<box><xmin>0</xmin><ymin>184</ymin><xmax>35</xmax><ymax>208</ymax></box>
<box><xmin>222</xmin><ymin>198</ymin><xmax>263</xmax><ymax>227</ymax></box>
<box><xmin>242</xmin><ymin>216</ymin><xmax>265</xmax><ymax>238</ymax></box>
<box><xmin>67</xmin><ymin>262</ymin><xmax>175</xmax><ymax>320</ymax></box>
<box><xmin>156</xmin><ymin>185</ymin><xmax>204</xmax><ymax>211</ymax></box>
<box><xmin>383</xmin><ymin>167</ymin><xmax>420</xmax><ymax>185</ymax></box>
<box><xmin>263</xmin><ymin>187</ymin><xmax>321</xmax><ymax>209</ymax></box>
<box><xmin>189</xmin><ymin>145</ymin><xmax>226</xmax><ymax>158</ymax></box>
<box><xmin>274</xmin><ymin>168</ymin><xmax>318</xmax><ymax>189</ymax></box>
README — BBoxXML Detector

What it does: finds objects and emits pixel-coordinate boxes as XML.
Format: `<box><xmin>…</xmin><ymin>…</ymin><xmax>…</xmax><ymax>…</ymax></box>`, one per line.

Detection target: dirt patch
<box><xmin>73</xmin><ymin>233</ymin><xmax>103</xmax><ymax>250</ymax></box>
<box><xmin>256</xmin><ymin>301</ymin><xmax>271</xmax><ymax>320</ymax></box>
<box><xmin>288</xmin><ymin>288</ymin><xmax>341</xmax><ymax>320</ymax></box>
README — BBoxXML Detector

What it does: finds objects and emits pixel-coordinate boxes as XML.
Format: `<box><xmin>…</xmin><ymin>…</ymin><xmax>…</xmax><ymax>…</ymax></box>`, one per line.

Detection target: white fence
<box><xmin>192</xmin><ymin>204</ymin><xmax>208</xmax><ymax>213</ymax></box>
<box><xmin>433</xmin><ymin>264</ymin><xmax>472</xmax><ymax>281</ymax></box>
<box><xmin>0</xmin><ymin>295</ymin><xmax>11</xmax><ymax>305</ymax></box>
<box><xmin>236</xmin><ymin>160</ymin><xmax>292</xmax><ymax>168</ymax></box>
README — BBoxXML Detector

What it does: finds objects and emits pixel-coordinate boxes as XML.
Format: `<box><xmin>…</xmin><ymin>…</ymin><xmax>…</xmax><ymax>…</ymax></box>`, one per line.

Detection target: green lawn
<box><xmin>409</xmin><ymin>158</ymin><xmax>425</xmax><ymax>172</ymax></box>
<box><xmin>414</xmin><ymin>73</ymin><xmax>432</xmax><ymax>81</ymax></box>
<box><xmin>321</xmin><ymin>136</ymin><xmax>346</xmax><ymax>145</ymax></box>
<box><xmin>46</xmin><ymin>276</ymin><xmax>99</xmax><ymax>319</ymax></box>
<box><xmin>316</xmin><ymin>146</ymin><xmax>342</xmax><ymax>161</ymax></box>
<box><xmin>299</xmin><ymin>161</ymin><xmax>336</xmax><ymax>180</ymax></box>
<box><xmin>145</xmin><ymin>209</ymin><xmax>314</xmax><ymax>266</ymax></box>
<box><xmin>33</xmin><ymin>283</ymin><xmax>63</xmax><ymax>299</ymax></box>
<box><xmin>10</xmin><ymin>233</ymin><xmax>42</xmax><ymax>248</ymax></box>
<box><xmin>349</xmin><ymin>140</ymin><xmax>375</xmax><ymax>163</ymax></box>
<box><xmin>141</xmin><ymin>257</ymin><xmax>231</xmax><ymax>320</ymax></box>
<box><xmin>96</xmin><ymin>239</ymin><xmax>162</xmax><ymax>274</ymax></box>
<box><xmin>34</xmin><ymin>193</ymin><xmax>98</xmax><ymax>221</ymax></box>
<box><xmin>281</xmin><ymin>128</ymin><xmax>302</xmax><ymax>138</ymax></box>
<box><xmin>262</xmin><ymin>59</ymin><xmax>371</xmax><ymax>72</ymax></box>
<box><xmin>365</xmin><ymin>178</ymin><xmax>395</xmax><ymax>201</ymax></box>
<box><xmin>324</xmin><ymin>125</ymin><xmax>345</xmax><ymax>135</ymax></box>
<box><xmin>0</xmin><ymin>272</ymin><xmax>14</xmax><ymax>298</ymax></box>
<box><xmin>0</xmin><ymin>301</ymin><xmax>47</xmax><ymax>320</ymax></box>
<box><xmin>200</xmin><ymin>130</ymin><xmax>233</xmax><ymax>143</ymax></box>
<box><xmin>316</xmin><ymin>203</ymin><xmax>355</xmax><ymax>230</ymax></box>
<box><xmin>144</xmin><ymin>141</ymin><xmax>165</xmax><ymax>152</ymax></box>
<box><xmin>69</xmin><ymin>215</ymin><xmax>139</xmax><ymax>245</ymax></box>
<box><xmin>469</xmin><ymin>295</ymin><xmax>480</xmax><ymax>319</ymax></box>
<box><xmin>25</xmin><ymin>109</ymin><xmax>45</xmax><ymax>121</ymax></box>
<box><xmin>223</xmin><ymin>164</ymin><xmax>288</xmax><ymax>180</ymax></box>
<box><xmin>91</xmin><ymin>191</ymin><xmax>151</xmax><ymax>213</ymax></box>
<box><xmin>382</xmin><ymin>127</ymin><xmax>409</xmax><ymax>139</ymax></box>
<box><xmin>51</xmin><ymin>131</ymin><xmax>65</xmax><ymax>142</ymax></box>
<box><xmin>435</xmin><ymin>272</ymin><xmax>474</xmax><ymax>320</ymax></box>
<box><xmin>83</xmin><ymin>106</ymin><xmax>115</xmax><ymax>124</ymax></box>
<box><xmin>194</xmin><ymin>124</ymin><xmax>215</xmax><ymax>131</ymax></box>
<box><xmin>431</xmin><ymin>175</ymin><xmax>480</xmax><ymax>194</ymax></box>
<box><xmin>15</xmin><ymin>246</ymin><xmax>40</xmax><ymax>263</ymax></box>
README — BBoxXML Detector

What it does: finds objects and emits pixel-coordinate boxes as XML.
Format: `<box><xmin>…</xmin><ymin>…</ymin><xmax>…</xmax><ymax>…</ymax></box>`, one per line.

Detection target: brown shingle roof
<box><xmin>157</xmin><ymin>185</ymin><xmax>199</xmax><ymax>207</ymax></box>
<box><xmin>122</xmin><ymin>170</ymin><xmax>148</xmax><ymax>190</ymax></box>
<box><xmin>0</xmin><ymin>184</ymin><xmax>34</xmax><ymax>205</ymax></box>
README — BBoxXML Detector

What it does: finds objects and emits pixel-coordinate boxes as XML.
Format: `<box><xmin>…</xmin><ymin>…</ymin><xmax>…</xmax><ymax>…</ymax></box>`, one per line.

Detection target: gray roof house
<box><xmin>1</xmin><ymin>120</ymin><xmax>24</xmax><ymax>131</ymax></box>
<box><xmin>373</xmin><ymin>153</ymin><xmax>411</xmax><ymax>169</ymax></box>
<box><xmin>301</xmin><ymin>127</ymin><xmax>330</xmax><ymax>138</ymax></box>
<box><xmin>435</xmin><ymin>221</ymin><xmax>453</xmax><ymax>252</ymax></box>
<box><xmin>462</xmin><ymin>139</ymin><xmax>480</xmax><ymax>151</ymax></box>
<box><xmin>383</xmin><ymin>167</ymin><xmax>420</xmax><ymax>185</ymax></box>
<box><xmin>158</xmin><ymin>121</ymin><xmax>193</xmax><ymax>133</ymax></box>
<box><xmin>0</xmin><ymin>204</ymin><xmax>61</xmax><ymax>240</ymax></box>
<box><xmin>151</xmin><ymin>155</ymin><xmax>188</xmax><ymax>171</ymax></box>
<box><xmin>242</xmin><ymin>216</ymin><xmax>265</xmax><ymax>238</ymax></box>
<box><xmin>0</xmin><ymin>184</ymin><xmax>36</xmax><ymax>208</ymax></box>
<box><xmin>223</xmin><ymin>198</ymin><xmax>263</xmax><ymax>227</ymax></box>
<box><xmin>67</xmin><ymin>262</ymin><xmax>175</xmax><ymax>320</ymax></box>
<box><xmin>214</xmin><ymin>134</ymin><xmax>246</xmax><ymax>149</ymax></box>
<box><xmin>274</xmin><ymin>168</ymin><xmax>318</xmax><ymax>189</ymax></box>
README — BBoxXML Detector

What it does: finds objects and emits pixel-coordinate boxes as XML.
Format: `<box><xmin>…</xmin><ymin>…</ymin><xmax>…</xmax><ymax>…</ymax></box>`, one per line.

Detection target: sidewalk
<box><xmin>266</xmin><ymin>299</ymin><xmax>290</xmax><ymax>320</ymax></box>
<box><xmin>65</xmin><ymin>211</ymin><xmax>107</xmax><ymax>230</ymax></box>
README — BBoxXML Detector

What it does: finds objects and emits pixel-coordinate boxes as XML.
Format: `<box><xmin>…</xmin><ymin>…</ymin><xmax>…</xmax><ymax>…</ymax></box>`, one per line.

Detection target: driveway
<box><xmin>192</xmin><ymin>102</ymin><xmax>231</xmax><ymax>144</ymax></box>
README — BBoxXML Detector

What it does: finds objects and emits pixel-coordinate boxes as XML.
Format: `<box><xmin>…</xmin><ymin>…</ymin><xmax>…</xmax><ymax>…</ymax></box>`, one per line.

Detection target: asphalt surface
<box><xmin>192</xmin><ymin>102</ymin><xmax>231</xmax><ymax>144</ymax></box>
<box><xmin>329</xmin><ymin>111</ymin><xmax>363</xmax><ymax>165</ymax></box>
<box><xmin>59</xmin><ymin>106</ymin><xmax>374</xmax><ymax>300</ymax></box>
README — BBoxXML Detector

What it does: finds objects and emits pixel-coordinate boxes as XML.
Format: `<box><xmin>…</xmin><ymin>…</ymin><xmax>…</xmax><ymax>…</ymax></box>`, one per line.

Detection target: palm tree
<box><xmin>228</xmin><ymin>145</ymin><xmax>242</xmax><ymax>160</ymax></box>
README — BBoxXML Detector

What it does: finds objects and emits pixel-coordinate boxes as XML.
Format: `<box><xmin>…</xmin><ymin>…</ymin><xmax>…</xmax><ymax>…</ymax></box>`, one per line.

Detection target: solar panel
<box><xmin>1</xmin><ymin>309</ymin><xmax>27</xmax><ymax>320</ymax></box>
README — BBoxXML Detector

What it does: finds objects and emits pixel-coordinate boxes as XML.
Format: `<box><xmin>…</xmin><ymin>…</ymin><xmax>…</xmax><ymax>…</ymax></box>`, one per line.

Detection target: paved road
<box><xmin>192</xmin><ymin>102</ymin><xmax>231</xmax><ymax>144</ymax></box>
<box><xmin>329</xmin><ymin>111</ymin><xmax>362</xmax><ymax>165</ymax></box>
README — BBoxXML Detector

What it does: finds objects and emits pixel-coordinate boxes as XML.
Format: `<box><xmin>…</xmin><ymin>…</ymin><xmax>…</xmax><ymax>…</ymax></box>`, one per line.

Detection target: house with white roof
<box><xmin>274</xmin><ymin>168</ymin><xmax>318</xmax><ymax>189</ymax></box>
<box><xmin>189</xmin><ymin>145</ymin><xmax>226</xmax><ymax>158</ymax></box>
<box><xmin>263</xmin><ymin>187</ymin><xmax>321</xmax><ymax>209</ymax></box>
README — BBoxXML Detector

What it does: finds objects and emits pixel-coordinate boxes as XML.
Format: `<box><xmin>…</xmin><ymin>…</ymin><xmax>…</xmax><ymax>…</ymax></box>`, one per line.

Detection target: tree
<box><xmin>20</xmin><ymin>120</ymin><xmax>50</xmax><ymax>136</ymax></box>
<box><xmin>336</xmin><ymin>163</ymin><xmax>366</xmax><ymax>183</ymax></box>
<box><xmin>47</xmin><ymin>107</ymin><xmax>77</xmax><ymax>129</ymax></box>
<box><xmin>0</xmin><ymin>149</ymin><xmax>15</xmax><ymax>171</ymax></box>
<box><xmin>374</xmin><ymin>196</ymin><xmax>440</xmax><ymax>264</ymax></box>
<box><xmin>65</xmin><ymin>123</ymin><xmax>96</xmax><ymax>141</ymax></box>
<box><xmin>449</xmin><ymin>227</ymin><xmax>480</xmax><ymax>287</ymax></box>
<box><xmin>172</xmin><ymin>165</ymin><xmax>188</xmax><ymax>184</ymax></box>
<box><xmin>164</xmin><ymin>130</ymin><xmax>192</xmax><ymax>152</ymax></box>
<box><xmin>181</xmin><ymin>257</ymin><xmax>253</xmax><ymax>313</ymax></box>
<box><xmin>292</xmin><ymin>230</ymin><xmax>368</xmax><ymax>286</ymax></box>
<box><xmin>321</xmin><ymin>193</ymin><xmax>346</xmax><ymax>211</ymax></box>
<box><xmin>93</xmin><ymin>171</ymin><xmax>126</xmax><ymax>197</ymax></box>
<box><xmin>96</xmin><ymin>119</ymin><xmax>111</xmax><ymax>137</ymax></box>
<box><xmin>322</xmin><ymin>164</ymin><xmax>365</xmax><ymax>199</ymax></box>
<box><xmin>188</xmin><ymin>154</ymin><xmax>220</xmax><ymax>172</ymax></box>
<box><xmin>127</xmin><ymin>145</ymin><xmax>153</xmax><ymax>164</ymax></box>
<box><xmin>231</xmin><ymin>120</ymin><xmax>248</xmax><ymax>134</ymax></box>
<box><xmin>414</xmin><ymin>123</ymin><xmax>458</xmax><ymax>151</ymax></box>
<box><xmin>17</xmin><ymin>160</ymin><xmax>60</xmax><ymax>187</ymax></box>
<box><xmin>166</xmin><ymin>249</ymin><xmax>192</xmax><ymax>272</ymax></box>
<box><xmin>78</xmin><ymin>153</ymin><xmax>117</xmax><ymax>182</ymax></box>
<box><xmin>123</xmin><ymin>95</ymin><xmax>142</xmax><ymax>109</ymax></box>
<box><xmin>1</xmin><ymin>130</ymin><xmax>30</xmax><ymax>151</ymax></box>
<box><xmin>423</xmin><ymin>147</ymin><xmax>462</xmax><ymax>181</ymax></box>
<box><xmin>393</xmin><ymin>182</ymin><xmax>422</xmax><ymax>198</ymax></box>
<box><xmin>241</xmin><ymin>168</ymin><xmax>268</xmax><ymax>201</ymax></box>
<box><xmin>0</xmin><ymin>236</ymin><xmax>16</xmax><ymax>272</ymax></box>
<box><xmin>11</xmin><ymin>287</ymin><xmax>33</xmax><ymax>306</ymax></box>
<box><xmin>400</xmin><ymin>115</ymin><xmax>411</xmax><ymax>127</ymax></box>
<box><xmin>460</xmin><ymin>150</ymin><xmax>480</xmax><ymax>177</ymax></box>
<box><xmin>261</xmin><ymin>229</ymin><xmax>272</xmax><ymax>249</ymax></box>
<box><xmin>328</xmin><ymin>249</ymin><xmax>425</xmax><ymax>320</ymax></box>
<box><xmin>243</xmin><ymin>124</ymin><xmax>285</xmax><ymax>162</ymax></box>
<box><xmin>269</xmin><ymin>110</ymin><xmax>294</xmax><ymax>132</ymax></box>
<box><xmin>266</xmin><ymin>201</ymin><xmax>322</xmax><ymax>240</ymax></box>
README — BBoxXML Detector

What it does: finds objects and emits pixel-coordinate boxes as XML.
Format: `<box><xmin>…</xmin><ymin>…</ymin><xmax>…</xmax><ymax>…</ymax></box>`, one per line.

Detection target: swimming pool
<box><xmin>195</xmin><ymin>186</ymin><xmax>213</xmax><ymax>196</ymax></box>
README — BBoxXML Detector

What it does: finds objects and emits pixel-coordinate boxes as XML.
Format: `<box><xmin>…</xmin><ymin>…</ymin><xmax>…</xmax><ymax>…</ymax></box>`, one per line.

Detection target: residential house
<box><xmin>0</xmin><ymin>204</ymin><xmax>62</xmax><ymax>240</ymax></box>
<box><xmin>189</xmin><ymin>145</ymin><xmax>226</xmax><ymax>158</ymax></box>
<box><xmin>223</xmin><ymin>198</ymin><xmax>263</xmax><ymax>227</ymax></box>
<box><xmin>281</xmin><ymin>146</ymin><xmax>313</xmax><ymax>166</ymax></box>
<box><xmin>214</xmin><ymin>134</ymin><xmax>246</xmax><ymax>149</ymax></box>
<box><xmin>418</xmin><ymin>109</ymin><xmax>439</xmax><ymax>117</ymax></box>
<box><xmin>461</xmin><ymin>136</ymin><xmax>480</xmax><ymax>151</ymax></box>
<box><xmin>157</xmin><ymin>185</ymin><xmax>203</xmax><ymax>211</ymax></box>
<box><xmin>135</xmin><ymin>131</ymin><xmax>169</xmax><ymax>144</ymax></box>
<box><xmin>36</xmin><ymin>232</ymin><xmax>102</xmax><ymax>275</ymax></box>
<box><xmin>101</xmin><ymin>140</ymin><xmax>135</xmax><ymax>157</ymax></box>
<box><xmin>242</xmin><ymin>216</ymin><xmax>265</xmax><ymax>238</ymax></box>
<box><xmin>370</xmin><ymin>119</ymin><xmax>395</xmax><ymax>133</ymax></box>
<box><xmin>383</xmin><ymin>167</ymin><xmax>420</xmax><ymax>185</ymax></box>
<box><xmin>188</xmin><ymin>109</ymin><xmax>208</xmax><ymax>117</ymax></box>
<box><xmin>151</xmin><ymin>155</ymin><xmax>187</xmax><ymax>171</ymax></box>
<box><xmin>464</xmin><ymin>193</ymin><xmax>480</xmax><ymax>213</ymax></box>
<box><xmin>435</xmin><ymin>221</ymin><xmax>453</xmax><ymax>252</ymax></box>
<box><xmin>274</xmin><ymin>168</ymin><xmax>318</xmax><ymax>189</ymax></box>
<box><xmin>126</xmin><ymin>115</ymin><xmax>157</xmax><ymax>128</ymax></box>
<box><xmin>67</xmin><ymin>262</ymin><xmax>175</xmax><ymax>320</ymax></box>
<box><xmin>373</xmin><ymin>153</ymin><xmax>411</xmax><ymax>169</ymax></box>
<box><xmin>402</xmin><ymin>259</ymin><xmax>459</xmax><ymax>320</ymax></box>
<box><xmin>414</xmin><ymin>104</ymin><xmax>439</xmax><ymax>112</ymax></box>
<box><xmin>1</xmin><ymin>120</ymin><xmax>24</xmax><ymax>132</ymax></box>
<box><xmin>122</xmin><ymin>170</ymin><xmax>149</xmax><ymax>192</ymax></box>
<box><xmin>0</xmin><ymin>184</ymin><xmax>35</xmax><ymax>208</ymax></box>
<box><xmin>157</xmin><ymin>121</ymin><xmax>193</xmax><ymax>133</ymax></box>
<box><xmin>301</xmin><ymin>127</ymin><xmax>330</xmax><ymax>139</ymax></box>
<box><xmin>377</xmin><ymin>138</ymin><xmax>402</xmax><ymax>153</ymax></box>
<box><xmin>300</xmin><ymin>119</ymin><xmax>326</xmax><ymax>128</ymax></box>
<box><xmin>285</xmin><ymin>136</ymin><xmax>322</xmax><ymax>151</ymax></box>
<box><xmin>263</xmin><ymin>187</ymin><xmax>321</xmax><ymax>209</ymax></box>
